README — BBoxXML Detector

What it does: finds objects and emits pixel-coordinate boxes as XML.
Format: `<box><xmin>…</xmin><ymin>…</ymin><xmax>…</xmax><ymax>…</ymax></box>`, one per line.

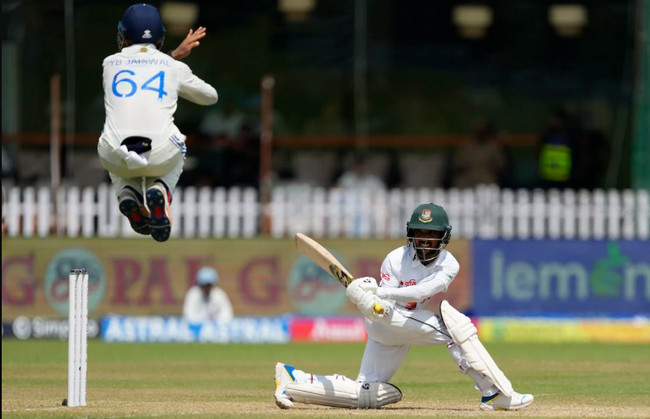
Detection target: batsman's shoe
<box><xmin>118</xmin><ymin>189</ymin><xmax>151</xmax><ymax>235</ymax></box>
<box><xmin>146</xmin><ymin>183</ymin><xmax>172</xmax><ymax>242</ymax></box>
<box><xmin>479</xmin><ymin>391</ymin><xmax>534</xmax><ymax>411</ymax></box>
<box><xmin>274</xmin><ymin>362</ymin><xmax>296</xmax><ymax>409</ymax></box>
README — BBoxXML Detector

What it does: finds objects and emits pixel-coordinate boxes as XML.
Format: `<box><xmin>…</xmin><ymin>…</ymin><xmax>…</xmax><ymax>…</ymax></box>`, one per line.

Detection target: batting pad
<box><xmin>440</xmin><ymin>300</ymin><xmax>513</xmax><ymax>397</ymax></box>
<box><xmin>285</xmin><ymin>381</ymin><xmax>402</xmax><ymax>409</ymax></box>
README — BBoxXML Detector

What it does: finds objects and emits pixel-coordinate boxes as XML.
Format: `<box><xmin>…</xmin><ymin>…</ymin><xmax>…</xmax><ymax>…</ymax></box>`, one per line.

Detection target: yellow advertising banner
<box><xmin>1</xmin><ymin>238</ymin><xmax>472</xmax><ymax>318</ymax></box>
<box><xmin>478</xmin><ymin>317</ymin><xmax>650</xmax><ymax>343</ymax></box>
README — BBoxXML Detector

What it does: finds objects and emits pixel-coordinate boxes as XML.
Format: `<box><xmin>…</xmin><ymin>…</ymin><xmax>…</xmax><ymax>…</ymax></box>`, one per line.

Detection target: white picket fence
<box><xmin>3</xmin><ymin>183</ymin><xmax>649</xmax><ymax>240</ymax></box>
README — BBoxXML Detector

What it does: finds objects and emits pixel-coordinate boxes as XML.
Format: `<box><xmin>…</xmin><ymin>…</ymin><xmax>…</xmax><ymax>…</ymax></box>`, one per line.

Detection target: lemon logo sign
<box><xmin>490</xmin><ymin>242</ymin><xmax>648</xmax><ymax>302</ymax></box>
<box><xmin>476</xmin><ymin>239</ymin><xmax>650</xmax><ymax>316</ymax></box>
<box><xmin>44</xmin><ymin>248</ymin><xmax>107</xmax><ymax>316</ymax></box>
<box><xmin>288</xmin><ymin>254</ymin><xmax>347</xmax><ymax>314</ymax></box>
<box><xmin>590</xmin><ymin>242</ymin><xmax>630</xmax><ymax>297</ymax></box>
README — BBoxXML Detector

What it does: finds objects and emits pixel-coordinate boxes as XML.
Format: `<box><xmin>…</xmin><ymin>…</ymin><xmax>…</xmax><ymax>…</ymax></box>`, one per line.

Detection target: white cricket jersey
<box><xmin>375</xmin><ymin>245</ymin><xmax>459</xmax><ymax>311</ymax></box>
<box><xmin>183</xmin><ymin>286</ymin><xmax>234</xmax><ymax>323</ymax></box>
<box><xmin>101</xmin><ymin>44</ymin><xmax>217</xmax><ymax>147</ymax></box>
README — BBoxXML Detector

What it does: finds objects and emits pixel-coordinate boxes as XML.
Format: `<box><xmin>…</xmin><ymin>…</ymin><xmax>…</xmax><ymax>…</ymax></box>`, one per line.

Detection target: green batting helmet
<box><xmin>407</xmin><ymin>203</ymin><xmax>451</xmax><ymax>231</ymax></box>
<box><xmin>406</xmin><ymin>203</ymin><xmax>451</xmax><ymax>263</ymax></box>
<box><xmin>406</xmin><ymin>203</ymin><xmax>452</xmax><ymax>245</ymax></box>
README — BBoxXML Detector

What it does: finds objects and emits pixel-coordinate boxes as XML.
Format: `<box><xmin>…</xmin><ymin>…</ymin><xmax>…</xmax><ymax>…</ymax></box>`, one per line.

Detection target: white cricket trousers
<box><xmin>97</xmin><ymin>133</ymin><xmax>185</xmax><ymax>195</ymax></box>
<box><xmin>357</xmin><ymin>306</ymin><xmax>452</xmax><ymax>383</ymax></box>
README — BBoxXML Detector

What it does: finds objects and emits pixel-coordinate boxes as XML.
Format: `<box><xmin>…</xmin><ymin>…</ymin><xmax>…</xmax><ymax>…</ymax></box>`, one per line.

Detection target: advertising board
<box><xmin>473</xmin><ymin>240</ymin><xmax>650</xmax><ymax>316</ymax></box>
<box><xmin>1</xmin><ymin>237</ymin><xmax>471</xmax><ymax>317</ymax></box>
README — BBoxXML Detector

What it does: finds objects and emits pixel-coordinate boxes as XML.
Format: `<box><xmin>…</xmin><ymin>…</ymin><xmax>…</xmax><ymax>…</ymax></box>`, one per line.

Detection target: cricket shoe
<box><xmin>118</xmin><ymin>188</ymin><xmax>151</xmax><ymax>235</ymax></box>
<box><xmin>479</xmin><ymin>391</ymin><xmax>534</xmax><ymax>411</ymax></box>
<box><xmin>145</xmin><ymin>182</ymin><xmax>172</xmax><ymax>242</ymax></box>
<box><xmin>274</xmin><ymin>362</ymin><xmax>296</xmax><ymax>409</ymax></box>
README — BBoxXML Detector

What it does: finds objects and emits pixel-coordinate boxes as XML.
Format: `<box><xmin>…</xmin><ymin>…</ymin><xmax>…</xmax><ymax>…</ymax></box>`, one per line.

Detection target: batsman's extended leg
<box><xmin>441</xmin><ymin>300</ymin><xmax>534</xmax><ymax>411</ymax></box>
<box><xmin>274</xmin><ymin>362</ymin><xmax>402</xmax><ymax>409</ymax></box>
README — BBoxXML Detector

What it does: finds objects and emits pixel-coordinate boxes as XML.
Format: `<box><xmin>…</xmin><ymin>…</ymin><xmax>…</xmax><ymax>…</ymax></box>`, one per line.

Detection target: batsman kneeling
<box><xmin>274</xmin><ymin>203</ymin><xmax>534</xmax><ymax>411</ymax></box>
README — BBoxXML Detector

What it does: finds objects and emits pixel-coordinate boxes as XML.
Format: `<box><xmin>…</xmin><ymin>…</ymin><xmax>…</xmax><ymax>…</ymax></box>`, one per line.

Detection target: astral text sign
<box><xmin>101</xmin><ymin>315</ymin><xmax>289</xmax><ymax>343</ymax></box>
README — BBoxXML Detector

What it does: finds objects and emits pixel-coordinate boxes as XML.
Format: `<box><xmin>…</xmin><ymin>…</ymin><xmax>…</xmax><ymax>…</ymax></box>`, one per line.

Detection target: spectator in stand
<box><xmin>180</xmin><ymin>133</ymin><xmax>227</xmax><ymax>188</ymax></box>
<box><xmin>451</xmin><ymin>120</ymin><xmax>507</xmax><ymax>189</ymax></box>
<box><xmin>2</xmin><ymin>143</ymin><xmax>18</xmax><ymax>183</ymax></box>
<box><xmin>336</xmin><ymin>152</ymin><xmax>386</xmax><ymax>191</ymax></box>
<box><xmin>225</xmin><ymin>123</ymin><xmax>260</xmax><ymax>188</ymax></box>
<box><xmin>303</xmin><ymin>100</ymin><xmax>348</xmax><ymax>135</ymax></box>
<box><xmin>199</xmin><ymin>98</ymin><xmax>246</xmax><ymax>140</ymax></box>
<box><xmin>535</xmin><ymin>109</ymin><xmax>579</xmax><ymax>190</ymax></box>
<box><xmin>574</xmin><ymin>127</ymin><xmax>610</xmax><ymax>190</ymax></box>
<box><xmin>199</xmin><ymin>98</ymin><xmax>263</xmax><ymax>188</ymax></box>
<box><xmin>183</xmin><ymin>267</ymin><xmax>234</xmax><ymax>323</ymax></box>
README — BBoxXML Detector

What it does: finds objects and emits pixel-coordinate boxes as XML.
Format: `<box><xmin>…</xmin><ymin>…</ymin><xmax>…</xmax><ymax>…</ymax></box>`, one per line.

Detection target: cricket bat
<box><xmin>295</xmin><ymin>232</ymin><xmax>384</xmax><ymax>314</ymax></box>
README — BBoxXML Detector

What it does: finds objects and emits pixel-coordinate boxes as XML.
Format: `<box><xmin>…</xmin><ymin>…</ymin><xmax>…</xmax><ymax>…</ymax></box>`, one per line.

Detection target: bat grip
<box><xmin>373</xmin><ymin>302</ymin><xmax>385</xmax><ymax>315</ymax></box>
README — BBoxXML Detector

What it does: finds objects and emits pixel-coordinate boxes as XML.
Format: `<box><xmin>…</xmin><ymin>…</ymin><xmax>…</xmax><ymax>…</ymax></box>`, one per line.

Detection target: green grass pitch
<box><xmin>2</xmin><ymin>340</ymin><xmax>649</xmax><ymax>418</ymax></box>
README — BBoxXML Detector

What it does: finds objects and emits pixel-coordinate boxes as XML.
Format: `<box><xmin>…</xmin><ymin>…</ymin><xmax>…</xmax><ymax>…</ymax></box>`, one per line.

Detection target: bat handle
<box><xmin>373</xmin><ymin>302</ymin><xmax>385</xmax><ymax>315</ymax></box>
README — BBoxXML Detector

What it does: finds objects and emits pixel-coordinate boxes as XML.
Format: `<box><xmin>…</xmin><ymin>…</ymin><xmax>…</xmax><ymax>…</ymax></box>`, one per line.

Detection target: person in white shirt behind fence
<box><xmin>97</xmin><ymin>3</ymin><xmax>218</xmax><ymax>243</ymax></box>
<box><xmin>183</xmin><ymin>267</ymin><xmax>234</xmax><ymax>323</ymax></box>
<box><xmin>273</xmin><ymin>203</ymin><xmax>534</xmax><ymax>411</ymax></box>
<box><xmin>336</xmin><ymin>152</ymin><xmax>386</xmax><ymax>191</ymax></box>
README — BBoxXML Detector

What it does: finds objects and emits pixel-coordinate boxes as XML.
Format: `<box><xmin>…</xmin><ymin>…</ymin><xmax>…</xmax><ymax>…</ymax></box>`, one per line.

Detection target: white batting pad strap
<box><xmin>285</xmin><ymin>381</ymin><xmax>402</xmax><ymax>409</ymax></box>
<box><xmin>359</xmin><ymin>382</ymin><xmax>402</xmax><ymax>408</ymax></box>
<box><xmin>440</xmin><ymin>300</ymin><xmax>513</xmax><ymax>397</ymax></box>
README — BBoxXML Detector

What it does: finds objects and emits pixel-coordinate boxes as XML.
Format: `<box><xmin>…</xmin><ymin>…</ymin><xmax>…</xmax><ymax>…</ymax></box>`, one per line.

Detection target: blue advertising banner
<box><xmin>100</xmin><ymin>315</ymin><xmax>290</xmax><ymax>343</ymax></box>
<box><xmin>473</xmin><ymin>240</ymin><xmax>650</xmax><ymax>316</ymax></box>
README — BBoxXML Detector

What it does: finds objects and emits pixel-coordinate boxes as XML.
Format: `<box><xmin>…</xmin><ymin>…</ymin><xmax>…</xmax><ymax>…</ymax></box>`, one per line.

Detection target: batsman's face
<box><xmin>411</xmin><ymin>229</ymin><xmax>445</xmax><ymax>264</ymax></box>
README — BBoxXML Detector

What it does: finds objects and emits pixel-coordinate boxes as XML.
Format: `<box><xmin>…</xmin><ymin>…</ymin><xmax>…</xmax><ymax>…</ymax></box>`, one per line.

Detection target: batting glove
<box><xmin>346</xmin><ymin>279</ymin><xmax>369</xmax><ymax>306</ymax></box>
<box><xmin>355</xmin><ymin>277</ymin><xmax>379</xmax><ymax>292</ymax></box>
<box><xmin>356</xmin><ymin>291</ymin><xmax>386</xmax><ymax>320</ymax></box>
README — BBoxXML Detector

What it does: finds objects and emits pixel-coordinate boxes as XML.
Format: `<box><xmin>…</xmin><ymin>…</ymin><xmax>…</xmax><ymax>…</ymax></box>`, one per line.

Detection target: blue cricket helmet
<box><xmin>117</xmin><ymin>3</ymin><xmax>166</xmax><ymax>49</ymax></box>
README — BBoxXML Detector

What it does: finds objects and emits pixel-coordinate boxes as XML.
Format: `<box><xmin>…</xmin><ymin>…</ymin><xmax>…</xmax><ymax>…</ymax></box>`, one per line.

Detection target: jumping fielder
<box><xmin>274</xmin><ymin>203</ymin><xmax>534</xmax><ymax>411</ymax></box>
<box><xmin>97</xmin><ymin>3</ymin><xmax>218</xmax><ymax>242</ymax></box>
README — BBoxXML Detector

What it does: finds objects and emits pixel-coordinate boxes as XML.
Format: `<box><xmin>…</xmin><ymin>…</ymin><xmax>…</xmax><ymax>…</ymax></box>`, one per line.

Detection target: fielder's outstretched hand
<box><xmin>170</xmin><ymin>27</ymin><xmax>207</xmax><ymax>60</ymax></box>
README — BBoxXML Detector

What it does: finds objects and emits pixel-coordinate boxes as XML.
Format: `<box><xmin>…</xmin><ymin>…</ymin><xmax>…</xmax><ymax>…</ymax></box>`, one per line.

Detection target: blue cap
<box><xmin>118</xmin><ymin>3</ymin><xmax>166</xmax><ymax>45</ymax></box>
<box><xmin>196</xmin><ymin>267</ymin><xmax>219</xmax><ymax>285</ymax></box>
